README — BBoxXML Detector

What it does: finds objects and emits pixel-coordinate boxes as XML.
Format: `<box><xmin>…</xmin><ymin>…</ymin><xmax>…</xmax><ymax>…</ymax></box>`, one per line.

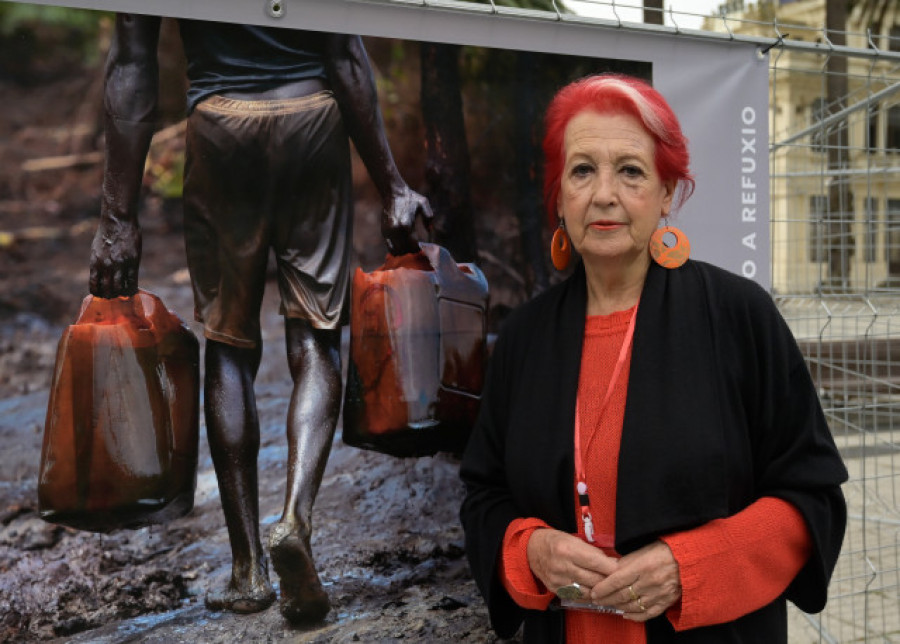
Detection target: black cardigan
<box><xmin>459</xmin><ymin>260</ymin><xmax>848</xmax><ymax>643</ymax></box>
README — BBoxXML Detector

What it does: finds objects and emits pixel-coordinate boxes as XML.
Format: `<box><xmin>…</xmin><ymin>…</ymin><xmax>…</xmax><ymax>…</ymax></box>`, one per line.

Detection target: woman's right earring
<box><xmin>551</xmin><ymin>220</ymin><xmax>572</xmax><ymax>271</ymax></box>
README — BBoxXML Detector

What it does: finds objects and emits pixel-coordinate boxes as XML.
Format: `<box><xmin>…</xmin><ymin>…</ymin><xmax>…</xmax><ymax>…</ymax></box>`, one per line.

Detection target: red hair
<box><xmin>542</xmin><ymin>74</ymin><xmax>695</xmax><ymax>224</ymax></box>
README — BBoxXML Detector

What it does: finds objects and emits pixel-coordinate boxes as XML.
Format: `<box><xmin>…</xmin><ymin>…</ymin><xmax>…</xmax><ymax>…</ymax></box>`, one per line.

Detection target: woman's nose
<box><xmin>591</xmin><ymin>167</ymin><xmax>617</xmax><ymax>206</ymax></box>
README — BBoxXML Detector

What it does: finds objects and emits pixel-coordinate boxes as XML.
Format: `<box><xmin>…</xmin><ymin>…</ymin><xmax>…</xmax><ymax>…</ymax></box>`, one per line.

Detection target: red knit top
<box><xmin>500</xmin><ymin>307</ymin><xmax>812</xmax><ymax>642</ymax></box>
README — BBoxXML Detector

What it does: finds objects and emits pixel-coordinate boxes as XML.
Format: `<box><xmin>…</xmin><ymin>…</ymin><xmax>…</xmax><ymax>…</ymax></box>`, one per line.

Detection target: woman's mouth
<box><xmin>589</xmin><ymin>221</ymin><xmax>624</xmax><ymax>231</ymax></box>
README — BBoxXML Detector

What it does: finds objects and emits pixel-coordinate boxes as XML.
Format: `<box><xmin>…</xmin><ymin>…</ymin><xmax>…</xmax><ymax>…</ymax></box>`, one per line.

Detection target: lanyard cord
<box><xmin>573</xmin><ymin>304</ymin><xmax>638</xmax><ymax>543</ymax></box>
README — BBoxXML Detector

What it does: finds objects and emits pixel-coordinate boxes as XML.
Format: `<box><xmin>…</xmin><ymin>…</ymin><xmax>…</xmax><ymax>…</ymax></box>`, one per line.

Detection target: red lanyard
<box><xmin>574</xmin><ymin>304</ymin><xmax>638</xmax><ymax>544</ymax></box>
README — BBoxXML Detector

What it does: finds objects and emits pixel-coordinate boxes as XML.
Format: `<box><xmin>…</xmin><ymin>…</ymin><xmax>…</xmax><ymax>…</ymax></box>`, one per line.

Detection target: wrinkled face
<box><xmin>557</xmin><ymin>110</ymin><xmax>675</xmax><ymax>270</ymax></box>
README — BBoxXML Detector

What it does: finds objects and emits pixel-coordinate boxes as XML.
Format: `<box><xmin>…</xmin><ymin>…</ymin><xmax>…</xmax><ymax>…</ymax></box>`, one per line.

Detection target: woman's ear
<box><xmin>661</xmin><ymin>179</ymin><xmax>676</xmax><ymax>216</ymax></box>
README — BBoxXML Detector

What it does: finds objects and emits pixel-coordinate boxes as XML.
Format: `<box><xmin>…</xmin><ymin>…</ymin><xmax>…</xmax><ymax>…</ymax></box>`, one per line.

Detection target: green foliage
<box><xmin>493</xmin><ymin>0</ymin><xmax>563</xmax><ymax>9</ymax></box>
<box><xmin>0</xmin><ymin>2</ymin><xmax>107</xmax><ymax>35</ymax></box>
<box><xmin>456</xmin><ymin>0</ymin><xmax>567</xmax><ymax>12</ymax></box>
<box><xmin>0</xmin><ymin>1</ymin><xmax>109</xmax><ymax>76</ymax></box>
<box><xmin>145</xmin><ymin>151</ymin><xmax>185</xmax><ymax>199</ymax></box>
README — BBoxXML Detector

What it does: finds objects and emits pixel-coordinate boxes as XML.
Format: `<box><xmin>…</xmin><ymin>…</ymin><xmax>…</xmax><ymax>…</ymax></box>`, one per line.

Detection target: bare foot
<box><xmin>269</xmin><ymin>526</ymin><xmax>330</xmax><ymax>624</ymax></box>
<box><xmin>205</xmin><ymin>574</ymin><xmax>276</xmax><ymax>614</ymax></box>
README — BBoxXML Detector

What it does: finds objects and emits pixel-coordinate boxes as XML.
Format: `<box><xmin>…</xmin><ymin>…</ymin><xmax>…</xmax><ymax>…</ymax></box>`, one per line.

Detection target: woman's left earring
<box><xmin>649</xmin><ymin>223</ymin><xmax>690</xmax><ymax>269</ymax></box>
<box><xmin>551</xmin><ymin>219</ymin><xmax>572</xmax><ymax>271</ymax></box>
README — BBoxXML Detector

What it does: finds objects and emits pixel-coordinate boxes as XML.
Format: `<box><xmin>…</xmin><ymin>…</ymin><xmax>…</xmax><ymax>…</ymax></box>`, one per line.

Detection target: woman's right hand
<box><xmin>527</xmin><ymin>528</ymin><xmax>618</xmax><ymax>597</ymax></box>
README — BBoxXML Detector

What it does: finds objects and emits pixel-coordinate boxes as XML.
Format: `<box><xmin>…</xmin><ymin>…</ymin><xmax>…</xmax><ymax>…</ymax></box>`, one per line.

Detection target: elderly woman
<box><xmin>459</xmin><ymin>74</ymin><xmax>847</xmax><ymax>643</ymax></box>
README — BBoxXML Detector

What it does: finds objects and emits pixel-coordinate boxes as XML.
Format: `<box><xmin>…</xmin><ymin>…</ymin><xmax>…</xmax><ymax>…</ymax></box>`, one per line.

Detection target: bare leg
<box><xmin>269</xmin><ymin>318</ymin><xmax>341</xmax><ymax>623</ymax></box>
<box><xmin>204</xmin><ymin>339</ymin><xmax>276</xmax><ymax>613</ymax></box>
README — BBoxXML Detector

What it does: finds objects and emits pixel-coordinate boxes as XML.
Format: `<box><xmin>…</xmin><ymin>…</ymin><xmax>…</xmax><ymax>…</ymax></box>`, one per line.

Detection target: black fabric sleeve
<box><xmin>459</xmin><ymin>327</ymin><xmax>527</xmax><ymax>639</ymax></box>
<box><xmin>760</xmin><ymin>335</ymin><xmax>847</xmax><ymax>612</ymax></box>
<box><xmin>730</xmin><ymin>277</ymin><xmax>848</xmax><ymax>614</ymax></box>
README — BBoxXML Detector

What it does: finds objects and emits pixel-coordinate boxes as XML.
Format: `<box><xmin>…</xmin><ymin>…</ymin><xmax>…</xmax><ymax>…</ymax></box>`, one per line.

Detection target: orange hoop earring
<box><xmin>551</xmin><ymin>220</ymin><xmax>572</xmax><ymax>271</ymax></box>
<box><xmin>649</xmin><ymin>224</ymin><xmax>691</xmax><ymax>269</ymax></box>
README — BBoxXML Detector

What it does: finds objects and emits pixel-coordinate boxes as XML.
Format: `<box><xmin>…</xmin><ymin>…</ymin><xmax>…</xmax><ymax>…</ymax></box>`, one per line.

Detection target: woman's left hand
<box><xmin>589</xmin><ymin>540</ymin><xmax>682</xmax><ymax>622</ymax></box>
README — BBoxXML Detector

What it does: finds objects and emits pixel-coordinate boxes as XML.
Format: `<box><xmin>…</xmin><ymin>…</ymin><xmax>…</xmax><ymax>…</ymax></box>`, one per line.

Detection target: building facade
<box><xmin>706</xmin><ymin>0</ymin><xmax>900</xmax><ymax>294</ymax></box>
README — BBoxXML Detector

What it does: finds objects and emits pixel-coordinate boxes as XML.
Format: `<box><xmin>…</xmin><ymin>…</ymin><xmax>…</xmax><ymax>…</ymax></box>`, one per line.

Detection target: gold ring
<box><xmin>628</xmin><ymin>585</ymin><xmax>639</xmax><ymax>602</ymax></box>
<box><xmin>637</xmin><ymin>596</ymin><xmax>647</xmax><ymax>612</ymax></box>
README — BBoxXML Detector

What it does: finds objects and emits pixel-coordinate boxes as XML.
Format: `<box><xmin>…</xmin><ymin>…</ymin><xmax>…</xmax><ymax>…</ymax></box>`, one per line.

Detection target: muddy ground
<box><xmin>0</xmin><ymin>282</ymin><xmax>511</xmax><ymax>644</ymax></box>
<box><xmin>0</xmin><ymin>56</ymin><xmax>530</xmax><ymax>642</ymax></box>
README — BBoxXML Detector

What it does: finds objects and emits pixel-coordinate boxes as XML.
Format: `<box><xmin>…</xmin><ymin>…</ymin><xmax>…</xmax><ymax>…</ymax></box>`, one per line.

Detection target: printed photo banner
<box><xmin>9</xmin><ymin>0</ymin><xmax>771</xmax><ymax>287</ymax></box>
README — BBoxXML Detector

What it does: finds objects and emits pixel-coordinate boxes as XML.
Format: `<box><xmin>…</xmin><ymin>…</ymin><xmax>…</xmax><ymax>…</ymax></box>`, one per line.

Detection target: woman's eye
<box><xmin>621</xmin><ymin>165</ymin><xmax>644</xmax><ymax>178</ymax></box>
<box><xmin>572</xmin><ymin>163</ymin><xmax>593</xmax><ymax>177</ymax></box>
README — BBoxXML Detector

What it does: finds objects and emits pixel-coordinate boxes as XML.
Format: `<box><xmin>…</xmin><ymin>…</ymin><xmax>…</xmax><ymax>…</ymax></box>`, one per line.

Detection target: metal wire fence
<box><xmin>761</xmin><ymin>6</ymin><xmax>900</xmax><ymax>642</ymax></box>
<box><xmin>379</xmin><ymin>1</ymin><xmax>900</xmax><ymax>640</ymax></box>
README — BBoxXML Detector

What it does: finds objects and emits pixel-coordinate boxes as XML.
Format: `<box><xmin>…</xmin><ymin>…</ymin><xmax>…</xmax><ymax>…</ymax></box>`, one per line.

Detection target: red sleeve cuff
<box><xmin>500</xmin><ymin>517</ymin><xmax>555</xmax><ymax>610</ymax></box>
<box><xmin>661</xmin><ymin>497</ymin><xmax>812</xmax><ymax>631</ymax></box>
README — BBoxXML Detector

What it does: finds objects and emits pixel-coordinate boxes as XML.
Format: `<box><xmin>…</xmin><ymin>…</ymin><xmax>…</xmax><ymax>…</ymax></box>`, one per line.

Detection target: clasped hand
<box><xmin>526</xmin><ymin>528</ymin><xmax>682</xmax><ymax>622</ymax></box>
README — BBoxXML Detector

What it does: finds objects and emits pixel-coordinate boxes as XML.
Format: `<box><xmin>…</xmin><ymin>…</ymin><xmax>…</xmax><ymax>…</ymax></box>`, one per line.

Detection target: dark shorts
<box><xmin>183</xmin><ymin>91</ymin><xmax>352</xmax><ymax>348</ymax></box>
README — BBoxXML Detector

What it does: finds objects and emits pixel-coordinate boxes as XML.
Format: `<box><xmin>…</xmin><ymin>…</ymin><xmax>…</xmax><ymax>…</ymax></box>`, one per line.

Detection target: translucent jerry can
<box><xmin>38</xmin><ymin>289</ymin><xmax>200</xmax><ymax>532</ymax></box>
<box><xmin>343</xmin><ymin>243</ymin><xmax>489</xmax><ymax>457</ymax></box>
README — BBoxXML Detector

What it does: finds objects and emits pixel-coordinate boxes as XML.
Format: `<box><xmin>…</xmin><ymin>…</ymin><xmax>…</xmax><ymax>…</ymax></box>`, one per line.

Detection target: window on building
<box><xmin>887</xmin><ymin>105</ymin><xmax>900</xmax><ymax>152</ymax></box>
<box><xmin>886</xmin><ymin>199</ymin><xmax>900</xmax><ymax>276</ymax></box>
<box><xmin>865</xmin><ymin>197</ymin><xmax>878</xmax><ymax>263</ymax></box>
<box><xmin>810</xmin><ymin>97</ymin><xmax>828</xmax><ymax>153</ymax></box>
<box><xmin>889</xmin><ymin>25</ymin><xmax>900</xmax><ymax>52</ymax></box>
<box><xmin>809</xmin><ymin>195</ymin><xmax>828</xmax><ymax>262</ymax></box>
<box><xmin>867</xmin><ymin>105</ymin><xmax>879</xmax><ymax>154</ymax></box>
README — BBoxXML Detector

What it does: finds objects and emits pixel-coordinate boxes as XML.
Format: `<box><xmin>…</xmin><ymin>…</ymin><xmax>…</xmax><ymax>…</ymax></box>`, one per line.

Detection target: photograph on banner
<box><xmin>0</xmin><ymin>4</ymin><xmax>769</xmax><ymax>640</ymax></box>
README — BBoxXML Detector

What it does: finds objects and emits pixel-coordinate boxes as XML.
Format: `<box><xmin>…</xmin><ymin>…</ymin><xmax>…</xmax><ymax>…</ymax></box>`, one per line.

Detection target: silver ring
<box><xmin>556</xmin><ymin>582</ymin><xmax>584</xmax><ymax>600</ymax></box>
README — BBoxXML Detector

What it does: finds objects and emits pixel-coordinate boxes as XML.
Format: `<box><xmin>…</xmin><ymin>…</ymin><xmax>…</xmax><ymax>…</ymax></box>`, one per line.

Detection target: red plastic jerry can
<box><xmin>38</xmin><ymin>289</ymin><xmax>200</xmax><ymax>532</ymax></box>
<box><xmin>343</xmin><ymin>243</ymin><xmax>489</xmax><ymax>457</ymax></box>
